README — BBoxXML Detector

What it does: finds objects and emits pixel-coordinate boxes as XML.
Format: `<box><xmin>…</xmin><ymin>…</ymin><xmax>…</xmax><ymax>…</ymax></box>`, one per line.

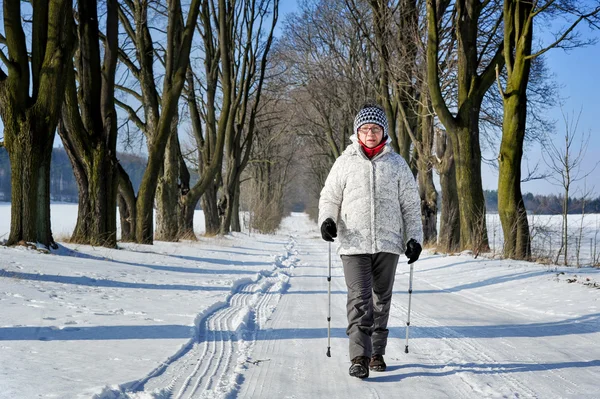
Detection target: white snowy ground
<box><xmin>1</xmin><ymin>204</ymin><xmax>599</xmax><ymax>398</ymax></box>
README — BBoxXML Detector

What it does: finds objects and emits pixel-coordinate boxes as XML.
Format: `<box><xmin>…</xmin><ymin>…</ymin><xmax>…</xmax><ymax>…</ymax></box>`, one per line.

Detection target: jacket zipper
<box><xmin>370</xmin><ymin>159</ymin><xmax>377</xmax><ymax>253</ymax></box>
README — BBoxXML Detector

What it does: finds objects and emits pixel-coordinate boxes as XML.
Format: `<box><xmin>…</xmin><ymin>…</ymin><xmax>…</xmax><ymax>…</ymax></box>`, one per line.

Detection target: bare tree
<box><xmin>243</xmin><ymin>92</ymin><xmax>297</xmax><ymax>233</ymax></box>
<box><xmin>426</xmin><ymin>0</ymin><xmax>504</xmax><ymax>251</ymax></box>
<box><xmin>114</xmin><ymin>0</ymin><xmax>202</xmax><ymax>244</ymax></box>
<box><xmin>543</xmin><ymin>110</ymin><xmax>599</xmax><ymax>266</ymax></box>
<box><xmin>0</xmin><ymin>0</ymin><xmax>75</xmax><ymax>248</ymax></box>
<box><xmin>496</xmin><ymin>0</ymin><xmax>600</xmax><ymax>260</ymax></box>
<box><xmin>219</xmin><ymin>0</ymin><xmax>279</xmax><ymax>234</ymax></box>
<box><xmin>277</xmin><ymin>0</ymin><xmax>378</xmax><ymax>208</ymax></box>
<box><xmin>178</xmin><ymin>0</ymin><xmax>232</xmax><ymax>237</ymax></box>
<box><xmin>58</xmin><ymin>0</ymin><xmax>120</xmax><ymax>247</ymax></box>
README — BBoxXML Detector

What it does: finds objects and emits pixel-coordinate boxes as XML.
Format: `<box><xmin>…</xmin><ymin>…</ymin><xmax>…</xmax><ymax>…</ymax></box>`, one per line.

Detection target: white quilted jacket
<box><xmin>318</xmin><ymin>135</ymin><xmax>423</xmax><ymax>256</ymax></box>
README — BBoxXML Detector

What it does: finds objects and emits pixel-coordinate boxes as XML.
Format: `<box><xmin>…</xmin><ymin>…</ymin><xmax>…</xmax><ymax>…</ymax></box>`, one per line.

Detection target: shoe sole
<box><xmin>349</xmin><ymin>366</ymin><xmax>369</xmax><ymax>379</ymax></box>
<box><xmin>369</xmin><ymin>365</ymin><xmax>386</xmax><ymax>372</ymax></box>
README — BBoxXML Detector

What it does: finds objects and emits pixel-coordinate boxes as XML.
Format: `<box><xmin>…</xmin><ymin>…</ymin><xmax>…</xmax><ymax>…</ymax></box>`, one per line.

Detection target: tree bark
<box><xmin>116</xmin><ymin>0</ymin><xmax>202</xmax><ymax>244</ymax></box>
<box><xmin>231</xmin><ymin>183</ymin><xmax>241</xmax><ymax>232</ymax></box>
<box><xmin>426</xmin><ymin>0</ymin><xmax>502</xmax><ymax>252</ymax></box>
<box><xmin>155</xmin><ymin>114</ymin><xmax>181</xmax><ymax>241</ymax></box>
<box><xmin>117</xmin><ymin>164</ymin><xmax>137</xmax><ymax>242</ymax></box>
<box><xmin>199</xmin><ymin>182</ymin><xmax>220</xmax><ymax>236</ymax></box>
<box><xmin>497</xmin><ymin>0</ymin><xmax>535</xmax><ymax>260</ymax></box>
<box><xmin>0</xmin><ymin>0</ymin><xmax>74</xmax><ymax>249</ymax></box>
<box><xmin>436</xmin><ymin>129</ymin><xmax>460</xmax><ymax>252</ymax></box>
<box><xmin>58</xmin><ymin>0</ymin><xmax>119</xmax><ymax>247</ymax></box>
<box><xmin>418</xmin><ymin>94</ymin><xmax>438</xmax><ymax>246</ymax></box>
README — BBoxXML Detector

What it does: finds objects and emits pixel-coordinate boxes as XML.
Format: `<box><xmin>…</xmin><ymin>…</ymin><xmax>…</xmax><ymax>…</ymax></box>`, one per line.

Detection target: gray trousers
<box><xmin>341</xmin><ymin>252</ymin><xmax>399</xmax><ymax>360</ymax></box>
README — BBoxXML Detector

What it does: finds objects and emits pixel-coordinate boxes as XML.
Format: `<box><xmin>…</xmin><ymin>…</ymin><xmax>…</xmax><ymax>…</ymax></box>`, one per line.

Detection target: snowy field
<box><xmin>485</xmin><ymin>213</ymin><xmax>600</xmax><ymax>267</ymax></box>
<box><xmin>0</xmin><ymin>203</ymin><xmax>599</xmax><ymax>398</ymax></box>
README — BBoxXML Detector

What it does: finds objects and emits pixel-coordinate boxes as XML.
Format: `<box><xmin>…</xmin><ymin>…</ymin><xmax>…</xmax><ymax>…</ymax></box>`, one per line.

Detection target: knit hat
<box><xmin>353</xmin><ymin>104</ymin><xmax>388</xmax><ymax>138</ymax></box>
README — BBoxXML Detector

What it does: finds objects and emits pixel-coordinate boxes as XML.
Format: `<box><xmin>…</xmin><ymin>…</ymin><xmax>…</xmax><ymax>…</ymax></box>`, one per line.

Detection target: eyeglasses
<box><xmin>358</xmin><ymin>126</ymin><xmax>383</xmax><ymax>135</ymax></box>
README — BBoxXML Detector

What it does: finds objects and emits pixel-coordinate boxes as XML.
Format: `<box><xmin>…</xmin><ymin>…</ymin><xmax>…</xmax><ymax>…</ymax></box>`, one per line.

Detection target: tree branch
<box><xmin>426</xmin><ymin>0</ymin><xmax>457</xmax><ymax>132</ymax></box>
<box><xmin>115</xmin><ymin>98</ymin><xmax>146</xmax><ymax>132</ymax></box>
<box><xmin>478</xmin><ymin>41</ymin><xmax>505</xmax><ymax>100</ymax></box>
<box><xmin>495</xmin><ymin>64</ymin><xmax>506</xmax><ymax>98</ymax></box>
<box><xmin>0</xmin><ymin>48</ymin><xmax>9</xmax><ymax>69</ymax></box>
<box><xmin>398</xmin><ymin>100</ymin><xmax>423</xmax><ymax>157</ymax></box>
<box><xmin>477</xmin><ymin>11</ymin><xmax>503</xmax><ymax>67</ymax></box>
<box><xmin>526</xmin><ymin>7</ymin><xmax>600</xmax><ymax>59</ymax></box>
<box><xmin>99</xmin><ymin>31</ymin><xmax>140</xmax><ymax>78</ymax></box>
<box><xmin>116</xmin><ymin>83</ymin><xmax>143</xmax><ymax>102</ymax></box>
<box><xmin>3</xmin><ymin>0</ymin><xmax>30</xmax><ymax>96</ymax></box>
<box><xmin>531</xmin><ymin>0</ymin><xmax>557</xmax><ymax>19</ymax></box>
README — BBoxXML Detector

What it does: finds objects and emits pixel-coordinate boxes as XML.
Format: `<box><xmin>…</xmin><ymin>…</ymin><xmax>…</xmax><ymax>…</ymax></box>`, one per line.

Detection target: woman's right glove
<box><xmin>320</xmin><ymin>218</ymin><xmax>337</xmax><ymax>242</ymax></box>
<box><xmin>405</xmin><ymin>238</ymin><xmax>422</xmax><ymax>264</ymax></box>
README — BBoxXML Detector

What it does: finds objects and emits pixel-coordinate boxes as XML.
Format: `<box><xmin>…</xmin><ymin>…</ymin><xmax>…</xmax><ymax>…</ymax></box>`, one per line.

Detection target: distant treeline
<box><xmin>0</xmin><ymin>147</ymin><xmax>147</xmax><ymax>203</ymax></box>
<box><xmin>483</xmin><ymin>190</ymin><xmax>600</xmax><ymax>214</ymax></box>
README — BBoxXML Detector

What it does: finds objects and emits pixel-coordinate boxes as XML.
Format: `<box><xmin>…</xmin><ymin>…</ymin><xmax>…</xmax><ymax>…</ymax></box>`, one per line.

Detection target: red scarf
<box><xmin>359</xmin><ymin>138</ymin><xmax>387</xmax><ymax>159</ymax></box>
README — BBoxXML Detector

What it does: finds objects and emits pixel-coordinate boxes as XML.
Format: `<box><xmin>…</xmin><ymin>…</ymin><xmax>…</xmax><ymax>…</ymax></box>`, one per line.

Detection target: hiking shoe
<box><xmin>369</xmin><ymin>354</ymin><xmax>386</xmax><ymax>372</ymax></box>
<box><xmin>349</xmin><ymin>356</ymin><xmax>370</xmax><ymax>379</ymax></box>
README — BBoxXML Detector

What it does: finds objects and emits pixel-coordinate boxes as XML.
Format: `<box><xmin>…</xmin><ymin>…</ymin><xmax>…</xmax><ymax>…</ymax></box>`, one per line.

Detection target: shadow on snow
<box><xmin>1</xmin><ymin>313</ymin><xmax>598</xmax><ymax>341</ymax></box>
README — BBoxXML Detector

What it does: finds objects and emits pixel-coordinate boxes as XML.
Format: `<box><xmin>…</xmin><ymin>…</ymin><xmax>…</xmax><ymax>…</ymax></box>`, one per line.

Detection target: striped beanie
<box><xmin>353</xmin><ymin>104</ymin><xmax>388</xmax><ymax>138</ymax></box>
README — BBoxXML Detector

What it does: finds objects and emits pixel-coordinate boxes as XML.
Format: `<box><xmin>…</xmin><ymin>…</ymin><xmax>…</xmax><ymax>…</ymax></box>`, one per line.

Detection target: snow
<box><xmin>1</xmin><ymin>203</ymin><xmax>599</xmax><ymax>398</ymax></box>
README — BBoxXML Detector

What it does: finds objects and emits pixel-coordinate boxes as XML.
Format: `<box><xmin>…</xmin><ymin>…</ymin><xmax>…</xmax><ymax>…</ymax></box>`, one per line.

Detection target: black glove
<box><xmin>320</xmin><ymin>218</ymin><xmax>337</xmax><ymax>242</ymax></box>
<box><xmin>405</xmin><ymin>238</ymin><xmax>422</xmax><ymax>264</ymax></box>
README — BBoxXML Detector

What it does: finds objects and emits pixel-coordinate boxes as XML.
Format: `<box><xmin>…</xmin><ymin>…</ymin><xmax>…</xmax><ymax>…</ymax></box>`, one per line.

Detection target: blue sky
<box><xmin>509</xmin><ymin>33</ymin><xmax>600</xmax><ymax>197</ymax></box>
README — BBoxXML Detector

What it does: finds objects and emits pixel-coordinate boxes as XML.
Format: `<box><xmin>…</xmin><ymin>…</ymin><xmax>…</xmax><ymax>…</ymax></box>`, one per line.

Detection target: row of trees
<box><xmin>1</xmin><ymin>1</ymin><xmax>598</xmax><ymax>261</ymax></box>
<box><xmin>0</xmin><ymin>0</ymin><xmax>282</xmax><ymax>248</ymax></box>
<box><xmin>483</xmin><ymin>191</ymin><xmax>600</xmax><ymax>214</ymax></box>
<box><xmin>278</xmin><ymin>0</ymin><xmax>598</xmax><ymax>260</ymax></box>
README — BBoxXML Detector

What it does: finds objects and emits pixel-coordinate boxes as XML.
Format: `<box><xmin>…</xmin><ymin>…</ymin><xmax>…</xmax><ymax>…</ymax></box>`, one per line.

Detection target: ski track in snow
<box><xmin>101</xmin><ymin>237</ymin><xmax>299</xmax><ymax>399</ymax></box>
<box><xmin>390</xmin><ymin>271</ymin><xmax>600</xmax><ymax>398</ymax></box>
<box><xmin>390</xmin><ymin>299</ymin><xmax>536</xmax><ymax>398</ymax></box>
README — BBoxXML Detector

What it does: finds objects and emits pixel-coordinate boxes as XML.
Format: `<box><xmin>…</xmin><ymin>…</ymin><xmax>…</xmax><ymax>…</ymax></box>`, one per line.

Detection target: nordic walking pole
<box><xmin>326</xmin><ymin>241</ymin><xmax>332</xmax><ymax>357</ymax></box>
<box><xmin>404</xmin><ymin>260</ymin><xmax>415</xmax><ymax>353</ymax></box>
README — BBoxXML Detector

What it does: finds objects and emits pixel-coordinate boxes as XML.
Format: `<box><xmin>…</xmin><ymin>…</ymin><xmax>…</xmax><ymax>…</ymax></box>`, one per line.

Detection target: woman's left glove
<box><xmin>405</xmin><ymin>238</ymin><xmax>422</xmax><ymax>264</ymax></box>
<box><xmin>320</xmin><ymin>218</ymin><xmax>337</xmax><ymax>242</ymax></box>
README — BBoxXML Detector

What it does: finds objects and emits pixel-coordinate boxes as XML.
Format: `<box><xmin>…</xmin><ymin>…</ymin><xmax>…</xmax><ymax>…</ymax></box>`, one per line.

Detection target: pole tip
<box><xmin>326</xmin><ymin>348</ymin><xmax>331</xmax><ymax>357</ymax></box>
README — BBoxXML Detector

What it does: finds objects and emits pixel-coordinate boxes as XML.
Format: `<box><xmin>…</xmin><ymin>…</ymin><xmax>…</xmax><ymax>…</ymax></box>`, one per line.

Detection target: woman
<box><xmin>318</xmin><ymin>103</ymin><xmax>423</xmax><ymax>379</ymax></box>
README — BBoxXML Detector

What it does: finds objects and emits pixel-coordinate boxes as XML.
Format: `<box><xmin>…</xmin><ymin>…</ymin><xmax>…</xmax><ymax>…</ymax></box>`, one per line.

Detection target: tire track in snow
<box><xmin>102</xmin><ymin>237</ymin><xmax>298</xmax><ymax>399</ymax></box>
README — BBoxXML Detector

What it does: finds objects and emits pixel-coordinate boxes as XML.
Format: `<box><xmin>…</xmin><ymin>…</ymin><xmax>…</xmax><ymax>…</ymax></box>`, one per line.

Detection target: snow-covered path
<box><xmin>237</xmin><ymin>216</ymin><xmax>600</xmax><ymax>398</ymax></box>
<box><xmin>1</xmin><ymin>209</ymin><xmax>599</xmax><ymax>398</ymax></box>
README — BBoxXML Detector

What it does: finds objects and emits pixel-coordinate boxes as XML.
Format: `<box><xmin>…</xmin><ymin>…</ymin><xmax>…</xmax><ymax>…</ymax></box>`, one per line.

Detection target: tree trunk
<box><xmin>497</xmin><ymin>0</ymin><xmax>533</xmax><ymax>260</ymax></box>
<box><xmin>498</xmin><ymin>95</ymin><xmax>531</xmax><ymax>259</ymax></box>
<box><xmin>417</xmin><ymin>83</ymin><xmax>438</xmax><ymax>245</ymax></box>
<box><xmin>117</xmin><ymin>0</ymin><xmax>202</xmax><ymax>244</ymax></box>
<box><xmin>0</xmin><ymin>0</ymin><xmax>74</xmax><ymax>249</ymax></box>
<box><xmin>3</xmin><ymin>120</ymin><xmax>52</xmax><ymax>247</ymax></box>
<box><xmin>454</xmin><ymin>121</ymin><xmax>489</xmax><ymax>253</ymax></box>
<box><xmin>63</xmin><ymin>145</ymin><xmax>118</xmax><ymax>247</ymax></box>
<box><xmin>231</xmin><ymin>183</ymin><xmax>241</xmax><ymax>232</ymax></box>
<box><xmin>155</xmin><ymin>117</ymin><xmax>181</xmax><ymax>241</ymax></box>
<box><xmin>426</xmin><ymin>0</ymin><xmax>500</xmax><ymax>252</ymax></box>
<box><xmin>436</xmin><ymin>130</ymin><xmax>460</xmax><ymax>252</ymax></box>
<box><xmin>56</xmin><ymin>0</ymin><xmax>119</xmax><ymax>248</ymax></box>
<box><xmin>220</xmin><ymin>163</ymin><xmax>237</xmax><ymax>235</ymax></box>
<box><xmin>439</xmin><ymin>165</ymin><xmax>460</xmax><ymax>252</ymax></box>
<box><xmin>200</xmin><ymin>182</ymin><xmax>220</xmax><ymax>236</ymax></box>
<box><xmin>117</xmin><ymin>164</ymin><xmax>137</xmax><ymax>242</ymax></box>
